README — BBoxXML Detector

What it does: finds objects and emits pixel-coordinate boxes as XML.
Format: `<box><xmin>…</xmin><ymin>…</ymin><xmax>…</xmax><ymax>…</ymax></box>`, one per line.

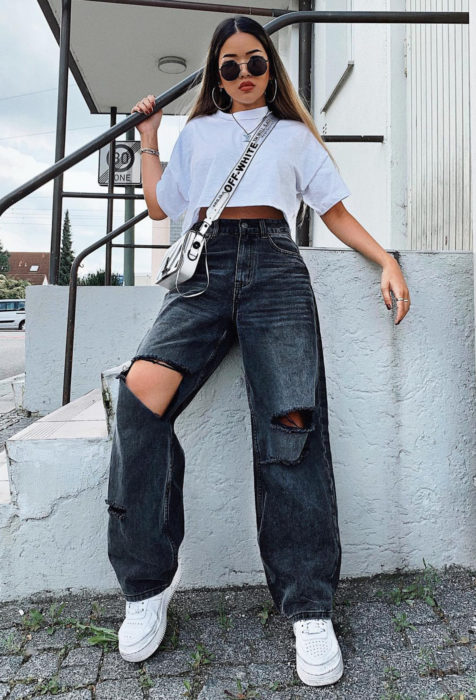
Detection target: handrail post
<box><xmin>297</xmin><ymin>0</ymin><xmax>313</xmax><ymax>248</ymax></box>
<box><xmin>105</xmin><ymin>107</ymin><xmax>117</xmax><ymax>285</ymax></box>
<box><xmin>124</xmin><ymin>127</ymin><xmax>136</xmax><ymax>286</ymax></box>
<box><xmin>63</xmin><ymin>210</ymin><xmax>150</xmax><ymax>405</ymax></box>
<box><xmin>50</xmin><ymin>0</ymin><xmax>72</xmax><ymax>286</ymax></box>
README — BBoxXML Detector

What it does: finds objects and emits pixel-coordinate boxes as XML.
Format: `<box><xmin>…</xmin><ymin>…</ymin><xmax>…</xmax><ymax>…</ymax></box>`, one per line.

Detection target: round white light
<box><xmin>158</xmin><ymin>56</ymin><xmax>187</xmax><ymax>74</ymax></box>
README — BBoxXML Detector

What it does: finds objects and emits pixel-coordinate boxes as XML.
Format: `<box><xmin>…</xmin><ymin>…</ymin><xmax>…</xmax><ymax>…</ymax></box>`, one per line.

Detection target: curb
<box><xmin>0</xmin><ymin>373</ymin><xmax>25</xmax><ymax>415</ymax></box>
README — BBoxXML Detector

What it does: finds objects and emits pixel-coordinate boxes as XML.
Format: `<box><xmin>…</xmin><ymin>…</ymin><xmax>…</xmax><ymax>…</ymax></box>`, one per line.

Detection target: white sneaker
<box><xmin>118</xmin><ymin>561</ymin><xmax>182</xmax><ymax>663</ymax></box>
<box><xmin>293</xmin><ymin>617</ymin><xmax>344</xmax><ymax>686</ymax></box>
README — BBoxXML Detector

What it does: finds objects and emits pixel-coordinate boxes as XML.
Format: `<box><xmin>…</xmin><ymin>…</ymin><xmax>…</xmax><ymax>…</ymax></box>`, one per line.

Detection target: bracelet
<box><xmin>140</xmin><ymin>147</ymin><xmax>160</xmax><ymax>157</ymax></box>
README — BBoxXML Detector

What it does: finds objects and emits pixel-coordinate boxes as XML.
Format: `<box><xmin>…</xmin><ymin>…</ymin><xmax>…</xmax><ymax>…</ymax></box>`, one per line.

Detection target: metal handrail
<box><xmin>0</xmin><ymin>10</ymin><xmax>467</xmax><ymax>217</ymax></box>
<box><xmin>0</xmin><ymin>77</ymin><xmax>198</xmax><ymax>216</ymax></box>
<box><xmin>0</xmin><ymin>10</ymin><xmax>468</xmax><ymax>406</ymax></box>
<box><xmin>65</xmin><ymin>210</ymin><xmax>149</xmax><ymax>404</ymax></box>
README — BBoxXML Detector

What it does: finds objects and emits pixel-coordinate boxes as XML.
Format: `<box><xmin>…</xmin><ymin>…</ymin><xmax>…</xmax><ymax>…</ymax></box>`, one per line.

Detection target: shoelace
<box><xmin>300</xmin><ymin>619</ymin><xmax>327</xmax><ymax>634</ymax></box>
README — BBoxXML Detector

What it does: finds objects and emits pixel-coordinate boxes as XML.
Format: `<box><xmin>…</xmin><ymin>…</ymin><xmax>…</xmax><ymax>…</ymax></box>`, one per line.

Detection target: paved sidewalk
<box><xmin>0</xmin><ymin>375</ymin><xmax>38</xmax><ymax>450</ymax></box>
<box><xmin>0</xmin><ymin>374</ymin><xmax>26</xmax><ymax>418</ymax></box>
<box><xmin>0</xmin><ymin>377</ymin><xmax>38</xmax><ymax>504</ymax></box>
<box><xmin>0</xmin><ymin>565</ymin><xmax>475</xmax><ymax>699</ymax></box>
<box><xmin>0</xmin><ymin>408</ymin><xmax>39</xmax><ymax>449</ymax></box>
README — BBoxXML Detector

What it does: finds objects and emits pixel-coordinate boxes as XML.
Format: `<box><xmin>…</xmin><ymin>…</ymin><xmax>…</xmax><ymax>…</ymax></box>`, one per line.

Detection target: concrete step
<box><xmin>0</xmin><ymin>410</ymin><xmax>39</xmax><ymax>504</ymax></box>
<box><xmin>0</xmin><ymin>357</ymin><xmax>128</xmax><ymax>508</ymax></box>
<box><xmin>0</xmin><ymin>356</ymin><xmax>272</xmax><ymax>602</ymax></box>
<box><xmin>2</xmin><ymin>388</ymin><xmax>108</xmax><ymax>508</ymax></box>
<box><xmin>0</xmin><ymin>449</ymin><xmax>9</xmax><ymax>504</ymax></box>
<box><xmin>0</xmin><ymin>387</ymin><xmax>115</xmax><ymax>601</ymax></box>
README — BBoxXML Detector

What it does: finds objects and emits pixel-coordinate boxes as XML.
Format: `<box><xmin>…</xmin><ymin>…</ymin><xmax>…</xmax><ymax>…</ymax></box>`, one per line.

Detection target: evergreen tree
<box><xmin>0</xmin><ymin>240</ymin><xmax>10</xmax><ymax>274</ymax></box>
<box><xmin>58</xmin><ymin>209</ymin><xmax>75</xmax><ymax>285</ymax></box>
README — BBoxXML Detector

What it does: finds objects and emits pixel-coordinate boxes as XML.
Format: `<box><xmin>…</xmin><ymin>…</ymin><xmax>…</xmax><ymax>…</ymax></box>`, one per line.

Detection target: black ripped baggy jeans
<box><xmin>106</xmin><ymin>218</ymin><xmax>342</xmax><ymax>623</ymax></box>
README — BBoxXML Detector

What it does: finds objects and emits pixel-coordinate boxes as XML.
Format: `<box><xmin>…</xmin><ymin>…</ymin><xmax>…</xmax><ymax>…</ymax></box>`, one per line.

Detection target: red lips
<box><xmin>239</xmin><ymin>81</ymin><xmax>255</xmax><ymax>89</ymax></box>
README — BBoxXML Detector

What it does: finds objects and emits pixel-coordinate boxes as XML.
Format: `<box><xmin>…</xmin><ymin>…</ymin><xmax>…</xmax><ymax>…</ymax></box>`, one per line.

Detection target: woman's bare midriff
<box><xmin>198</xmin><ymin>205</ymin><xmax>285</xmax><ymax>221</ymax></box>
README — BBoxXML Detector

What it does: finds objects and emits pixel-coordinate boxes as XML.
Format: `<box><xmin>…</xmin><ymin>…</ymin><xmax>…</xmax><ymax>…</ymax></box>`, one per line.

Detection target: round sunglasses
<box><xmin>219</xmin><ymin>55</ymin><xmax>269</xmax><ymax>82</ymax></box>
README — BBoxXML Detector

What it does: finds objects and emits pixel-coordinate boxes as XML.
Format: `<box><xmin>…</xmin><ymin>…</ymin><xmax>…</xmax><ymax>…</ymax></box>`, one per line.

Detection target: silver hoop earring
<box><xmin>212</xmin><ymin>86</ymin><xmax>232</xmax><ymax>111</ymax></box>
<box><xmin>266</xmin><ymin>77</ymin><xmax>278</xmax><ymax>103</ymax></box>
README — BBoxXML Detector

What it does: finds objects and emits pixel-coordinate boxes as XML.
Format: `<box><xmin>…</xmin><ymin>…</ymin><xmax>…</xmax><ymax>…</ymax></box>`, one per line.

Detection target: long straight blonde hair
<box><xmin>182</xmin><ymin>16</ymin><xmax>341</xmax><ymax>227</ymax></box>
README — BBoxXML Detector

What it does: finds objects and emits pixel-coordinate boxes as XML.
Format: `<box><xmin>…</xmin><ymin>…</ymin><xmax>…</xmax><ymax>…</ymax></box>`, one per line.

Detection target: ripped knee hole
<box><xmin>273</xmin><ymin>408</ymin><xmax>315</xmax><ymax>431</ymax></box>
<box><xmin>134</xmin><ymin>358</ymin><xmax>183</xmax><ymax>373</ymax></box>
<box><xmin>118</xmin><ymin>357</ymin><xmax>187</xmax><ymax>418</ymax></box>
<box><xmin>124</xmin><ymin>356</ymin><xmax>188</xmax><ymax>378</ymax></box>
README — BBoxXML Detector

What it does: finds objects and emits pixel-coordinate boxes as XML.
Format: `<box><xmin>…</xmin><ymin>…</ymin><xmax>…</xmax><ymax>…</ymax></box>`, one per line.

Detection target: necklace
<box><xmin>231</xmin><ymin>108</ymin><xmax>270</xmax><ymax>142</ymax></box>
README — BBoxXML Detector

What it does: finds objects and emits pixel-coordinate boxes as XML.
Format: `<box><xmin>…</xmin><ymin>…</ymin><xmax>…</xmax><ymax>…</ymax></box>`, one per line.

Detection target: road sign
<box><xmin>98</xmin><ymin>141</ymin><xmax>142</xmax><ymax>187</ymax></box>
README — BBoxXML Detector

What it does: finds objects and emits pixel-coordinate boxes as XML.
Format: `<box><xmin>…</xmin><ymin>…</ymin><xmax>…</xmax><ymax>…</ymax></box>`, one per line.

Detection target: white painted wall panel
<box><xmin>407</xmin><ymin>0</ymin><xmax>471</xmax><ymax>250</ymax></box>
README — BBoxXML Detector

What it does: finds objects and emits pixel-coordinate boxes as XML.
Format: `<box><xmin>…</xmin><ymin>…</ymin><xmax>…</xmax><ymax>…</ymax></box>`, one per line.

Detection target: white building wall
<box><xmin>407</xmin><ymin>0</ymin><xmax>471</xmax><ymax>251</ymax></box>
<box><xmin>312</xmin><ymin>0</ymin><xmax>470</xmax><ymax>252</ymax></box>
<box><xmin>313</xmin><ymin>0</ymin><xmax>392</xmax><ymax>249</ymax></box>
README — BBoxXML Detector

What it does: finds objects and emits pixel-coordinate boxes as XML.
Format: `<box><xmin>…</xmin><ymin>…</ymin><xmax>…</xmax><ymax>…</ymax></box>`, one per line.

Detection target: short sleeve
<box><xmin>296</xmin><ymin>127</ymin><xmax>351</xmax><ymax>216</ymax></box>
<box><xmin>155</xmin><ymin>128</ymin><xmax>190</xmax><ymax>221</ymax></box>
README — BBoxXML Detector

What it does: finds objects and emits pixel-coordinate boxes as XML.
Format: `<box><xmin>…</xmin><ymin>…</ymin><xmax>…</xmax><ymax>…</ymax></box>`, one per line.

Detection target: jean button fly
<box><xmin>241</xmin><ymin>222</ymin><xmax>248</xmax><ymax>229</ymax></box>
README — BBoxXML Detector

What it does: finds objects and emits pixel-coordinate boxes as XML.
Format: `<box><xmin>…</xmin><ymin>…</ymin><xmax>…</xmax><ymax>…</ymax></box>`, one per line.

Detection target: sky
<box><xmin>0</xmin><ymin>0</ymin><xmax>184</xmax><ymax>278</ymax></box>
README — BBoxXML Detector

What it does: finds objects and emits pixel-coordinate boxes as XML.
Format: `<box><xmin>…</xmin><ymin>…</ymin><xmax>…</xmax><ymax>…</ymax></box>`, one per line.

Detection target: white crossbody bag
<box><xmin>154</xmin><ymin>111</ymin><xmax>279</xmax><ymax>298</ymax></box>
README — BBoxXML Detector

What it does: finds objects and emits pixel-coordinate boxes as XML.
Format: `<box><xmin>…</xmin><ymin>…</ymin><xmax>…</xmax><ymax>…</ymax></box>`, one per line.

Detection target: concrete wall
<box><xmin>23</xmin><ymin>250</ymin><xmax>476</xmax><ymax>577</ymax></box>
<box><xmin>24</xmin><ymin>283</ymin><xmax>170</xmax><ymax>415</ymax></box>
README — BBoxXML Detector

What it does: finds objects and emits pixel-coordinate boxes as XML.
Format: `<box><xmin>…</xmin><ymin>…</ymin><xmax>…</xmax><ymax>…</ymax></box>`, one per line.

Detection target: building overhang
<box><xmin>37</xmin><ymin>0</ymin><xmax>295</xmax><ymax>115</ymax></box>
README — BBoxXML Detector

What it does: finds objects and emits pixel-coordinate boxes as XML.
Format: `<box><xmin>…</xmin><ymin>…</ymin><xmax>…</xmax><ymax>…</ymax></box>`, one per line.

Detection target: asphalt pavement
<box><xmin>0</xmin><ymin>330</ymin><xmax>25</xmax><ymax>384</ymax></box>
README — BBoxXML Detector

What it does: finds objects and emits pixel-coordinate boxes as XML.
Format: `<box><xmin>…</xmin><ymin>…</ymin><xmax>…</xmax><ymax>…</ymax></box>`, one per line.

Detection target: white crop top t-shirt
<box><xmin>155</xmin><ymin>105</ymin><xmax>350</xmax><ymax>238</ymax></box>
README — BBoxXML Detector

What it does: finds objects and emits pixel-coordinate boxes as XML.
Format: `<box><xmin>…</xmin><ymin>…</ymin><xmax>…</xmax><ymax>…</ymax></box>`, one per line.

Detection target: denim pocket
<box><xmin>266</xmin><ymin>232</ymin><xmax>301</xmax><ymax>257</ymax></box>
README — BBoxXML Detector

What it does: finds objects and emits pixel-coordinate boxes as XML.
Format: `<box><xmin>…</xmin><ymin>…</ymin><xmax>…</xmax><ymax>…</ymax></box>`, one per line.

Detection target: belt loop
<box><xmin>259</xmin><ymin>219</ymin><xmax>267</xmax><ymax>237</ymax></box>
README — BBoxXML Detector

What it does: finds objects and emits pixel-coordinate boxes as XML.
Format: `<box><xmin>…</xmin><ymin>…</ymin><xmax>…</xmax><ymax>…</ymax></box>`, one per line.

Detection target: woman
<box><xmin>106</xmin><ymin>15</ymin><xmax>411</xmax><ymax>687</ymax></box>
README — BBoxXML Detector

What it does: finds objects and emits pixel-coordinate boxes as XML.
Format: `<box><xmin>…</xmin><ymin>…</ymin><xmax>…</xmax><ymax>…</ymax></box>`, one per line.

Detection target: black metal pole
<box><xmin>124</xmin><ymin>127</ymin><xmax>136</xmax><ymax>286</ymax></box>
<box><xmin>49</xmin><ymin>0</ymin><xmax>72</xmax><ymax>286</ymax></box>
<box><xmin>105</xmin><ymin>107</ymin><xmax>117</xmax><ymax>285</ymax></box>
<box><xmin>83</xmin><ymin>0</ymin><xmax>468</xmax><ymax>26</ymax></box>
<box><xmin>62</xmin><ymin>191</ymin><xmax>145</xmax><ymax>199</ymax></box>
<box><xmin>62</xmin><ymin>209</ymin><xmax>149</xmax><ymax>405</ymax></box>
<box><xmin>297</xmin><ymin>0</ymin><xmax>313</xmax><ymax>247</ymax></box>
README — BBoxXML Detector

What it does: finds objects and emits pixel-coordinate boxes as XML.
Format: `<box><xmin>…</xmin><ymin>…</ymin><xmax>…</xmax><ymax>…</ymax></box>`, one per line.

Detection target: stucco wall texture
<box><xmin>20</xmin><ymin>249</ymin><xmax>476</xmax><ymax>582</ymax></box>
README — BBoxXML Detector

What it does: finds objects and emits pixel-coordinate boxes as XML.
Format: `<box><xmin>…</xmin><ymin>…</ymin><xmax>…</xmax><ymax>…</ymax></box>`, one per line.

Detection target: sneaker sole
<box><xmin>119</xmin><ymin>560</ymin><xmax>182</xmax><ymax>663</ymax></box>
<box><xmin>296</xmin><ymin>646</ymin><xmax>344</xmax><ymax>687</ymax></box>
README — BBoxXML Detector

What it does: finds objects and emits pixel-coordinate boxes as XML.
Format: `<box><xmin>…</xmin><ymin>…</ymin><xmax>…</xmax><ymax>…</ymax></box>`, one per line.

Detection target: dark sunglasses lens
<box><xmin>221</xmin><ymin>61</ymin><xmax>239</xmax><ymax>81</ymax></box>
<box><xmin>220</xmin><ymin>56</ymin><xmax>268</xmax><ymax>81</ymax></box>
<box><xmin>249</xmin><ymin>56</ymin><xmax>268</xmax><ymax>75</ymax></box>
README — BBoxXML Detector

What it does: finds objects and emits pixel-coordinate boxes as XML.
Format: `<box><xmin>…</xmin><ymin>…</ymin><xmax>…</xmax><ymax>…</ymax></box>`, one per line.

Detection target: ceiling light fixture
<box><xmin>158</xmin><ymin>56</ymin><xmax>187</xmax><ymax>74</ymax></box>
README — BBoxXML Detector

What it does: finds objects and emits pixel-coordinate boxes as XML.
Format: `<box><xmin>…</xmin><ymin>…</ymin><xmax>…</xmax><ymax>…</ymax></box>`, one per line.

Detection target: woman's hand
<box><xmin>131</xmin><ymin>94</ymin><xmax>163</xmax><ymax>135</ymax></box>
<box><xmin>380</xmin><ymin>258</ymin><xmax>411</xmax><ymax>325</ymax></box>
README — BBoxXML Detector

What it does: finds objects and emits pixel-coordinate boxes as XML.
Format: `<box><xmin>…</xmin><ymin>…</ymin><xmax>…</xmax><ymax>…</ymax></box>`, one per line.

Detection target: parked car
<box><xmin>0</xmin><ymin>299</ymin><xmax>25</xmax><ymax>330</ymax></box>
